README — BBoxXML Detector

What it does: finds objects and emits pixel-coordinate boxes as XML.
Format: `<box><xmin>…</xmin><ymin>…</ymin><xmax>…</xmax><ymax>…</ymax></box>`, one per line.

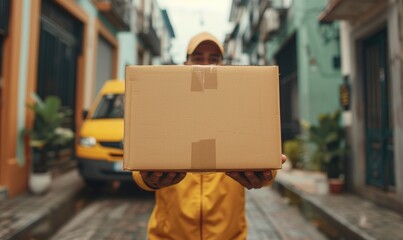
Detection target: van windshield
<box><xmin>92</xmin><ymin>94</ymin><xmax>124</xmax><ymax>119</ymax></box>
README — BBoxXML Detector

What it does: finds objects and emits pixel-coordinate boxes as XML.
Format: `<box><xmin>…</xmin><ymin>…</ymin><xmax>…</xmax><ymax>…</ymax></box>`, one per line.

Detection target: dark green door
<box><xmin>362</xmin><ymin>28</ymin><xmax>395</xmax><ymax>190</ymax></box>
<box><xmin>275</xmin><ymin>34</ymin><xmax>299</xmax><ymax>143</ymax></box>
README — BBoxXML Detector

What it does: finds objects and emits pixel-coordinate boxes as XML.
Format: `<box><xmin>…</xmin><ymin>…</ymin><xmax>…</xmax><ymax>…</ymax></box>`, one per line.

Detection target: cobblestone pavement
<box><xmin>50</xmin><ymin>196</ymin><xmax>154</xmax><ymax>240</ymax></box>
<box><xmin>3</xmin><ymin>168</ymin><xmax>403</xmax><ymax>240</ymax></box>
<box><xmin>50</xmin><ymin>186</ymin><xmax>325</xmax><ymax>240</ymax></box>
<box><xmin>0</xmin><ymin>170</ymin><xmax>85</xmax><ymax>240</ymax></box>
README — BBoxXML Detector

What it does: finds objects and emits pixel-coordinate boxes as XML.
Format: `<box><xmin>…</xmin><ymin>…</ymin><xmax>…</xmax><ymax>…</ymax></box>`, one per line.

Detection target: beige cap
<box><xmin>186</xmin><ymin>32</ymin><xmax>224</xmax><ymax>56</ymax></box>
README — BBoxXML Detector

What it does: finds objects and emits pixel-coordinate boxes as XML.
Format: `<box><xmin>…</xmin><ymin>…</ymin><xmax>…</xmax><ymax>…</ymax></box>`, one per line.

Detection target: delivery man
<box><xmin>132</xmin><ymin>32</ymin><xmax>287</xmax><ymax>240</ymax></box>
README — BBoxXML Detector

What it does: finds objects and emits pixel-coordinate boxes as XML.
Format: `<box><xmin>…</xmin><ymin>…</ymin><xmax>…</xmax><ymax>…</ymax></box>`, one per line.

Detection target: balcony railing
<box><xmin>93</xmin><ymin>0</ymin><xmax>131</xmax><ymax>31</ymax></box>
<box><xmin>242</xmin><ymin>0</ymin><xmax>271</xmax><ymax>51</ymax></box>
<box><xmin>136</xmin><ymin>12</ymin><xmax>161</xmax><ymax>56</ymax></box>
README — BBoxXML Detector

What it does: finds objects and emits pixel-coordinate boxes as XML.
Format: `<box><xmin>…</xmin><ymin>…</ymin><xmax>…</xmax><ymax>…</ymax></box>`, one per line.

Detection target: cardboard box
<box><xmin>124</xmin><ymin>65</ymin><xmax>282</xmax><ymax>171</ymax></box>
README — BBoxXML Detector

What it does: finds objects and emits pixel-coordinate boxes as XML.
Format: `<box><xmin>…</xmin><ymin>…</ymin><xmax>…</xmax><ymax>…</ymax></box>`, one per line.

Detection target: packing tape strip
<box><xmin>191</xmin><ymin>66</ymin><xmax>218</xmax><ymax>91</ymax></box>
<box><xmin>191</xmin><ymin>139</ymin><xmax>216</xmax><ymax>169</ymax></box>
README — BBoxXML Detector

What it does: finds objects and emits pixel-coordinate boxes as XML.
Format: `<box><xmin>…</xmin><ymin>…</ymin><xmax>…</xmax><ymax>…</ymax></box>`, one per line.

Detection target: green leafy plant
<box><xmin>307</xmin><ymin>109</ymin><xmax>346</xmax><ymax>179</ymax></box>
<box><xmin>23</xmin><ymin>93</ymin><xmax>74</xmax><ymax>172</ymax></box>
<box><xmin>283</xmin><ymin>139</ymin><xmax>303</xmax><ymax>169</ymax></box>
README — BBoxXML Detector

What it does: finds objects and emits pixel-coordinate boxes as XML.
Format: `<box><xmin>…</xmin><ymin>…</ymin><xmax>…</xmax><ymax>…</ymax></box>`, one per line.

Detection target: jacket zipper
<box><xmin>200</xmin><ymin>174</ymin><xmax>203</xmax><ymax>240</ymax></box>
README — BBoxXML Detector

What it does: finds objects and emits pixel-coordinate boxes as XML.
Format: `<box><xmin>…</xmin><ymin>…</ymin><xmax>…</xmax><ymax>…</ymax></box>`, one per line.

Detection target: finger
<box><xmin>149</xmin><ymin>172</ymin><xmax>163</xmax><ymax>185</ymax></box>
<box><xmin>171</xmin><ymin>172</ymin><xmax>187</xmax><ymax>185</ymax></box>
<box><xmin>262</xmin><ymin>170</ymin><xmax>273</xmax><ymax>182</ymax></box>
<box><xmin>244</xmin><ymin>171</ymin><xmax>263</xmax><ymax>189</ymax></box>
<box><xmin>282</xmin><ymin>154</ymin><xmax>287</xmax><ymax>164</ymax></box>
<box><xmin>226</xmin><ymin>172</ymin><xmax>252</xmax><ymax>189</ymax></box>
<box><xmin>140</xmin><ymin>171</ymin><xmax>156</xmax><ymax>182</ymax></box>
<box><xmin>140</xmin><ymin>171</ymin><xmax>150</xmax><ymax>179</ymax></box>
<box><xmin>158</xmin><ymin>172</ymin><xmax>177</xmax><ymax>187</ymax></box>
<box><xmin>139</xmin><ymin>171</ymin><xmax>162</xmax><ymax>189</ymax></box>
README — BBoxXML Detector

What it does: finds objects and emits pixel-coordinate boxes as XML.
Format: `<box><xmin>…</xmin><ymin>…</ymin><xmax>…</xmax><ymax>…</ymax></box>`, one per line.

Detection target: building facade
<box><xmin>0</xmin><ymin>0</ymin><xmax>175</xmax><ymax>199</ymax></box>
<box><xmin>320</xmin><ymin>0</ymin><xmax>403</xmax><ymax>213</ymax></box>
<box><xmin>226</xmin><ymin>0</ymin><xmax>403</xmax><ymax>213</ymax></box>
<box><xmin>225</xmin><ymin>0</ymin><xmax>342</xmax><ymax>143</ymax></box>
<box><xmin>134</xmin><ymin>0</ymin><xmax>175</xmax><ymax>65</ymax></box>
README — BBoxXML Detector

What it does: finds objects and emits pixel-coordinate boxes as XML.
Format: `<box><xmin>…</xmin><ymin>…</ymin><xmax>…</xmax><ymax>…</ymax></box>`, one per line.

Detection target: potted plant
<box><xmin>23</xmin><ymin>93</ymin><xmax>74</xmax><ymax>194</ymax></box>
<box><xmin>307</xmin><ymin>109</ymin><xmax>346</xmax><ymax>194</ymax></box>
<box><xmin>283</xmin><ymin>139</ymin><xmax>303</xmax><ymax>169</ymax></box>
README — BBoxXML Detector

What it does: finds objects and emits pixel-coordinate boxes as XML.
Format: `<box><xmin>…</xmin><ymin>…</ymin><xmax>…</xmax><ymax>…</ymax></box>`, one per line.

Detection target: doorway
<box><xmin>362</xmin><ymin>28</ymin><xmax>395</xmax><ymax>191</ymax></box>
<box><xmin>275</xmin><ymin>34</ymin><xmax>300</xmax><ymax>143</ymax></box>
<box><xmin>36</xmin><ymin>0</ymin><xmax>83</xmax><ymax>168</ymax></box>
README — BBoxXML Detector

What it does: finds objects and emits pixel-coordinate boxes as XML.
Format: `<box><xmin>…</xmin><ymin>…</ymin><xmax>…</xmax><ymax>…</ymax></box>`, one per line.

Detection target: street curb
<box><xmin>273</xmin><ymin>179</ymin><xmax>376</xmax><ymax>240</ymax></box>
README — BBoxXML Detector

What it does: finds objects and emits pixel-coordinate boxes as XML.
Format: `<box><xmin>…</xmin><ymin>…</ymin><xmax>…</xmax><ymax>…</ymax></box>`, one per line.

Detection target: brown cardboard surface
<box><xmin>124</xmin><ymin>65</ymin><xmax>282</xmax><ymax>171</ymax></box>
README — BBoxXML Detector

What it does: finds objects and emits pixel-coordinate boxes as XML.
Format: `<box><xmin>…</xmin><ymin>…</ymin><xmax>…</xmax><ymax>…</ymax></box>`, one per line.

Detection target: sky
<box><xmin>157</xmin><ymin>0</ymin><xmax>232</xmax><ymax>64</ymax></box>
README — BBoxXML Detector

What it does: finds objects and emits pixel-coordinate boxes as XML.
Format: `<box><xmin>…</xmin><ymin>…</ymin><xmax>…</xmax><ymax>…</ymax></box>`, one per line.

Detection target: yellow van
<box><xmin>76</xmin><ymin>80</ymin><xmax>130</xmax><ymax>188</ymax></box>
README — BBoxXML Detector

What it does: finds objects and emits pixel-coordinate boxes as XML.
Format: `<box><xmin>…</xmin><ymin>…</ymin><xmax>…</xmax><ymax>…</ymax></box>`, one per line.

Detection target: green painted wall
<box><xmin>76</xmin><ymin>0</ymin><xmax>97</xmax><ymax>16</ymax></box>
<box><xmin>267</xmin><ymin>0</ymin><xmax>342</xmax><ymax>124</ymax></box>
<box><xmin>117</xmin><ymin>32</ymin><xmax>138</xmax><ymax>79</ymax></box>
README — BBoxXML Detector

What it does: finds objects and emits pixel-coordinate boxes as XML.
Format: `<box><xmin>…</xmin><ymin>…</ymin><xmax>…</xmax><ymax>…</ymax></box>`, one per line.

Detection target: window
<box><xmin>92</xmin><ymin>94</ymin><xmax>124</xmax><ymax>119</ymax></box>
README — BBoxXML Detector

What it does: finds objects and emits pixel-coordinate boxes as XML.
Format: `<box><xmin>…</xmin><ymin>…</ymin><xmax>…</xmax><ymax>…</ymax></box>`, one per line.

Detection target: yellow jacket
<box><xmin>133</xmin><ymin>171</ymin><xmax>277</xmax><ymax>240</ymax></box>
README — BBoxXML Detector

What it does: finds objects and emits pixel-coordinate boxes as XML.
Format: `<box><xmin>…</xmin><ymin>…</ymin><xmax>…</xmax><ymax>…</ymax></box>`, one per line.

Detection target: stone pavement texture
<box><xmin>276</xmin><ymin>170</ymin><xmax>403</xmax><ymax>240</ymax></box>
<box><xmin>2</xmin><ymin>168</ymin><xmax>402</xmax><ymax>240</ymax></box>
<box><xmin>246</xmin><ymin>188</ymin><xmax>326</xmax><ymax>240</ymax></box>
<box><xmin>0</xmin><ymin>170</ymin><xmax>85</xmax><ymax>240</ymax></box>
<box><xmin>50</xmin><ymin>197</ymin><xmax>153</xmax><ymax>240</ymax></box>
<box><xmin>50</xmin><ymin>178</ymin><xmax>324</xmax><ymax>240</ymax></box>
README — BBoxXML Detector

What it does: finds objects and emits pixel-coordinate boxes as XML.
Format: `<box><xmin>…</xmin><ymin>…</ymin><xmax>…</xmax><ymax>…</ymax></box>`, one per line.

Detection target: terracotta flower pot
<box><xmin>328</xmin><ymin>179</ymin><xmax>344</xmax><ymax>194</ymax></box>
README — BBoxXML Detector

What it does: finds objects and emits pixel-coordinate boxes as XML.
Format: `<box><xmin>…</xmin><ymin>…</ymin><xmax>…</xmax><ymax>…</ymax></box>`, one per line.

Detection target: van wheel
<box><xmin>84</xmin><ymin>179</ymin><xmax>107</xmax><ymax>190</ymax></box>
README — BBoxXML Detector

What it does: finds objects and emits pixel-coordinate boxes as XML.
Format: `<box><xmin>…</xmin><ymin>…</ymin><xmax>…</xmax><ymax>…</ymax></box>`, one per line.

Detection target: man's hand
<box><xmin>140</xmin><ymin>171</ymin><xmax>187</xmax><ymax>189</ymax></box>
<box><xmin>226</xmin><ymin>154</ymin><xmax>287</xmax><ymax>190</ymax></box>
